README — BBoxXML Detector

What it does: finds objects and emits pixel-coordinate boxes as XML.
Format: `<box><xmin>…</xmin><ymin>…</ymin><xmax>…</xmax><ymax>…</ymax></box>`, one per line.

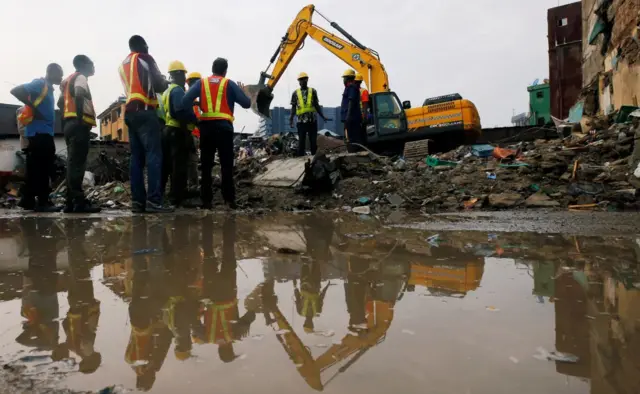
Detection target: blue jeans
<box><xmin>125</xmin><ymin>110</ymin><xmax>163</xmax><ymax>206</ymax></box>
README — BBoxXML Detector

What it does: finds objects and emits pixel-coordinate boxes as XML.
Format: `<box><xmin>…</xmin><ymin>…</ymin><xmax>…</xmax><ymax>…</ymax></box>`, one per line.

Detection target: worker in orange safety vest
<box><xmin>198</xmin><ymin>216</ymin><xmax>255</xmax><ymax>362</ymax></box>
<box><xmin>182</xmin><ymin>58</ymin><xmax>252</xmax><ymax>210</ymax></box>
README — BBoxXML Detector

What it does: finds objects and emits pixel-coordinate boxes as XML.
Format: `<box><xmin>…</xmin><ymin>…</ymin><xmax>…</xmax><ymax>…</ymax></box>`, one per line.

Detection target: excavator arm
<box><xmin>248</xmin><ymin>4</ymin><xmax>390</xmax><ymax>118</ymax></box>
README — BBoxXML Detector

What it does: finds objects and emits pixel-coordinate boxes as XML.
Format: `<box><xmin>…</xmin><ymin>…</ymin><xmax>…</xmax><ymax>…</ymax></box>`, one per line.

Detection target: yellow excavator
<box><xmin>248</xmin><ymin>4</ymin><xmax>482</xmax><ymax>154</ymax></box>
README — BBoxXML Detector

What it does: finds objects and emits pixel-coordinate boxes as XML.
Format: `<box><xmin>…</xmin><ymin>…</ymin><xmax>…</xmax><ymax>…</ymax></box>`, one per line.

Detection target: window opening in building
<box><xmin>558</xmin><ymin>18</ymin><xmax>568</xmax><ymax>27</ymax></box>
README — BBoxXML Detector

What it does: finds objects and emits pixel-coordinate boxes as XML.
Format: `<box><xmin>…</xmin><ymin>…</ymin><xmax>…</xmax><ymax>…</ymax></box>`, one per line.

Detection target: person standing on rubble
<box><xmin>10</xmin><ymin>63</ymin><xmax>64</xmax><ymax>212</ymax></box>
<box><xmin>119</xmin><ymin>35</ymin><xmax>171</xmax><ymax>213</ymax></box>
<box><xmin>59</xmin><ymin>55</ymin><xmax>101</xmax><ymax>213</ymax></box>
<box><xmin>354</xmin><ymin>73</ymin><xmax>370</xmax><ymax>135</ymax></box>
<box><xmin>160</xmin><ymin>61</ymin><xmax>197</xmax><ymax>207</ymax></box>
<box><xmin>182</xmin><ymin>58</ymin><xmax>251</xmax><ymax>210</ymax></box>
<box><xmin>341</xmin><ymin>69</ymin><xmax>363</xmax><ymax>153</ymax></box>
<box><xmin>289</xmin><ymin>72</ymin><xmax>328</xmax><ymax>157</ymax></box>
<box><xmin>186</xmin><ymin>72</ymin><xmax>202</xmax><ymax>191</ymax></box>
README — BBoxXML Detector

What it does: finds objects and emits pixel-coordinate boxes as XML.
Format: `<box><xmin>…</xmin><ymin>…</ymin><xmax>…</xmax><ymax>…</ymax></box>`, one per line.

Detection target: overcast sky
<box><xmin>0</xmin><ymin>0</ymin><xmax>577</xmax><ymax>132</ymax></box>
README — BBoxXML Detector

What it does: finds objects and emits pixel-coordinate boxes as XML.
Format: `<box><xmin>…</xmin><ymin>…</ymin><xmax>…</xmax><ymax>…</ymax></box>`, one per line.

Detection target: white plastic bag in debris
<box><xmin>0</xmin><ymin>142</ymin><xmax>20</xmax><ymax>175</ymax></box>
<box><xmin>83</xmin><ymin>171</ymin><xmax>95</xmax><ymax>188</ymax></box>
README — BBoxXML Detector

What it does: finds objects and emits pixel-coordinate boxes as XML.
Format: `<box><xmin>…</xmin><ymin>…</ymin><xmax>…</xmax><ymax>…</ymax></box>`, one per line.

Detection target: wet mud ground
<box><xmin>0</xmin><ymin>211</ymin><xmax>638</xmax><ymax>393</ymax></box>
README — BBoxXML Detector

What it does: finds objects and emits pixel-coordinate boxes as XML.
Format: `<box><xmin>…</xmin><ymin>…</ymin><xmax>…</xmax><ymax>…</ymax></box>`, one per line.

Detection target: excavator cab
<box><xmin>366</xmin><ymin>91</ymin><xmax>408</xmax><ymax>148</ymax></box>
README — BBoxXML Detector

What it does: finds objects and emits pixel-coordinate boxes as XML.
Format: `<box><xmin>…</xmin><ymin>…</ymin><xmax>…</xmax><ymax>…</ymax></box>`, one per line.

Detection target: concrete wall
<box><xmin>582</xmin><ymin>0</ymin><xmax>640</xmax><ymax>117</ymax></box>
<box><xmin>548</xmin><ymin>2</ymin><xmax>583</xmax><ymax>119</ymax></box>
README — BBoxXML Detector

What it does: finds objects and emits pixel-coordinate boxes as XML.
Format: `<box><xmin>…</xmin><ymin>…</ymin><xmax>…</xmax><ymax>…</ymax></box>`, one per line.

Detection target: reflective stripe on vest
<box><xmin>204</xmin><ymin>300</ymin><xmax>236</xmax><ymax>343</ymax></box>
<box><xmin>161</xmin><ymin>84</ymin><xmax>180</xmax><ymax>127</ymax></box>
<box><xmin>295</xmin><ymin>88</ymin><xmax>315</xmax><ymax>116</ymax></box>
<box><xmin>119</xmin><ymin>53</ymin><xmax>158</xmax><ymax>108</ymax></box>
<box><xmin>17</xmin><ymin>82</ymin><xmax>49</xmax><ymax>126</ymax></box>
<box><xmin>62</xmin><ymin>72</ymin><xmax>97</xmax><ymax>126</ymax></box>
<box><xmin>200</xmin><ymin>77</ymin><xmax>234</xmax><ymax>122</ymax></box>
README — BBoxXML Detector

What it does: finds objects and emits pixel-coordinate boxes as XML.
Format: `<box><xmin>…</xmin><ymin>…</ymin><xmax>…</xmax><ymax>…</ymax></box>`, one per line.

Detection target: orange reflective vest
<box><xmin>17</xmin><ymin>81</ymin><xmax>48</xmax><ymax>127</ymax></box>
<box><xmin>199</xmin><ymin>76</ymin><xmax>234</xmax><ymax>122</ymax></box>
<box><xmin>62</xmin><ymin>72</ymin><xmax>97</xmax><ymax>126</ymax></box>
<box><xmin>203</xmin><ymin>300</ymin><xmax>237</xmax><ymax>344</ymax></box>
<box><xmin>125</xmin><ymin>326</ymin><xmax>152</xmax><ymax>365</ymax></box>
<box><xmin>360</xmin><ymin>88</ymin><xmax>369</xmax><ymax>118</ymax></box>
<box><xmin>119</xmin><ymin>53</ymin><xmax>158</xmax><ymax>108</ymax></box>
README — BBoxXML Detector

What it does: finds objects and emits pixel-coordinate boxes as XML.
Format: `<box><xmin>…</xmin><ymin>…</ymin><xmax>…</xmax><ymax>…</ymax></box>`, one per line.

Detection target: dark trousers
<box><xmin>64</xmin><ymin>119</ymin><xmax>91</xmax><ymax>204</ymax></box>
<box><xmin>124</xmin><ymin>110</ymin><xmax>163</xmax><ymax>206</ymax></box>
<box><xmin>25</xmin><ymin>133</ymin><xmax>56</xmax><ymax>205</ymax></box>
<box><xmin>199</xmin><ymin>121</ymin><xmax>235</xmax><ymax>205</ymax></box>
<box><xmin>161</xmin><ymin>126</ymin><xmax>190</xmax><ymax>205</ymax></box>
<box><xmin>345</xmin><ymin>121</ymin><xmax>366</xmax><ymax>153</ymax></box>
<box><xmin>296</xmin><ymin>121</ymin><xmax>318</xmax><ymax>156</ymax></box>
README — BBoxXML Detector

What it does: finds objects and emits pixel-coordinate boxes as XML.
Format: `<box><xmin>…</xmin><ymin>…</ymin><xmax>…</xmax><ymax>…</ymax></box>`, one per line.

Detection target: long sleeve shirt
<box><xmin>182</xmin><ymin>78</ymin><xmax>251</xmax><ymax>130</ymax></box>
<box><xmin>168</xmin><ymin>86</ymin><xmax>197</xmax><ymax>124</ymax></box>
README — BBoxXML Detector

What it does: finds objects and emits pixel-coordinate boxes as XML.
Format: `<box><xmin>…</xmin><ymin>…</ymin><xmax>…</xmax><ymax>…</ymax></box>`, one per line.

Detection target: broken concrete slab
<box><xmin>488</xmin><ymin>193</ymin><xmax>521</xmax><ymax>208</ymax></box>
<box><xmin>525</xmin><ymin>193</ymin><xmax>561</xmax><ymax>208</ymax></box>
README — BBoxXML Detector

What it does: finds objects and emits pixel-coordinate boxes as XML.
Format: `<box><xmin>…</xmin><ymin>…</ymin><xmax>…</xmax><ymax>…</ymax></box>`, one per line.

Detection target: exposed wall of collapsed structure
<box><xmin>582</xmin><ymin>0</ymin><xmax>640</xmax><ymax>118</ymax></box>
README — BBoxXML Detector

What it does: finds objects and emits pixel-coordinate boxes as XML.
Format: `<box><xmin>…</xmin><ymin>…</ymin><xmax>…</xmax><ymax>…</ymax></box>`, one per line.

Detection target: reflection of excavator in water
<box><xmin>247</xmin><ymin>4</ymin><xmax>482</xmax><ymax>153</ymax></box>
<box><xmin>254</xmin><ymin>258</ymin><xmax>404</xmax><ymax>391</ymax></box>
<box><xmin>251</xmin><ymin>253</ymin><xmax>484</xmax><ymax>390</ymax></box>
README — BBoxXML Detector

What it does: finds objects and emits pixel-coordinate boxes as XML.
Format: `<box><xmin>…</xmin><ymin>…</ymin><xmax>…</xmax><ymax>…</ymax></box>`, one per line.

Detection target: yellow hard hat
<box><xmin>174</xmin><ymin>350</ymin><xmax>191</xmax><ymax>361</ymax></box>
<box><xmin>297</xmin><ymin>72</ymin><xmax>309</xmax><ymax>80</ymax></box>
<box><xmin>342</xmin><ymin>69</ymin><xmax>356</xmax><ymax>78</ymax></box>
<box><xmin>186</xmin><ymin>71</ymin><xmax>202</xmax><ymax>80</ymax></box>
<box><xmin>168</xmin><ymin>60</ymin><xmax>187</xmax><ymax>73</ymax></box>
<box><xmin>355</xmin><ymin>73</ymin><xmax>363</xmax><ymax>81</ymax></box>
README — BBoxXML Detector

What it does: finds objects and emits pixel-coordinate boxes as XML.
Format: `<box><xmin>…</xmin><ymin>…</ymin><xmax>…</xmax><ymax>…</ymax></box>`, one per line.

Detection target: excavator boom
<box><xmin>246</xmin><ymin>4</ymin><xmax>390</xmax><ymax>118</ymax></box>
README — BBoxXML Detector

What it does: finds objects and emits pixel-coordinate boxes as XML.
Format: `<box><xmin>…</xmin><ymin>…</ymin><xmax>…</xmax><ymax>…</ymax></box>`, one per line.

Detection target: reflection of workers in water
<box><xmin>16</xmin><ymin>218</ymin><xmax>66</xmax><ymax>360</ymax></box>
<box><xmin>200</xmin><ymin>215</ymin><xmax>256</xmax><ymax>362</ymax></box>
<box><xmin>344</xmin><ymin>255</ymin><xmax>371</xmax><ymax>332</ymax></box>
<box><xmin>162</xmin><ymin>215</ymin><xmax>202</xmax><ymax>361</ymax></box>
<box><xmin>294</xmin><ymin>215</ymin><xmax>334</xmax><ymax>333</ymax></box>
<box><xmin>60</xmin><ymin>219</ymin><xmax>102</xmax><ymax>374</ymax></box>
<box><xmin>125</xmin><ymin>217</ymin><xmax>172</xmax><ymax>392</ymax></box>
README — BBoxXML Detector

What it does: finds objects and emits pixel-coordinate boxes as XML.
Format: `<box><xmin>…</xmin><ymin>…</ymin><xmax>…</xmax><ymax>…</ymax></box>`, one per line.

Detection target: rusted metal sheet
<box><xmin>548</xmin><ymin>2</ymin><xmax>583</xmax><ymax>119</ymax></box>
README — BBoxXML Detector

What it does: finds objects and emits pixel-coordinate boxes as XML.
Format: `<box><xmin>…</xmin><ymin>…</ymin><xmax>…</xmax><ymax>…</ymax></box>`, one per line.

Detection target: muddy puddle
<box><xmin>0</xmin><ymin>213</ymin><xmax>638</xmax><ymax>393</ymax></box>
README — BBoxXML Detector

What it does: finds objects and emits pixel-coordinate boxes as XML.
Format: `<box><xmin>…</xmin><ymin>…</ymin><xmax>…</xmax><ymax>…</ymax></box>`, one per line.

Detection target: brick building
<box><xmin>548</xmin><ymin>2</ymin><xmax>583</xmax><ymax>120</ymax></box>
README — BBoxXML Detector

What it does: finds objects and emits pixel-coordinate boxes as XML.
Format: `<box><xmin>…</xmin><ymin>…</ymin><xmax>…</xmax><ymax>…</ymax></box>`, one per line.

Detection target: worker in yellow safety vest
<box><xmin>289</xmin><ymin>72</ymin><xmax>329</xmax><ymax>157</ymax></box>
<box><xmin>160</xmin><ymin>60</ymin><xmax>197</xmax><ymax>207</ymax></box>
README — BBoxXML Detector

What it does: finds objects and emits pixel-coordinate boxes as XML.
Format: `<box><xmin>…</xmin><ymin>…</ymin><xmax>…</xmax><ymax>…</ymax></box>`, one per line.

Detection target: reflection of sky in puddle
<box><xmin>0</xmin><ymin>214</ymin><xmax>637</xmax><ymax>393</ymax></box>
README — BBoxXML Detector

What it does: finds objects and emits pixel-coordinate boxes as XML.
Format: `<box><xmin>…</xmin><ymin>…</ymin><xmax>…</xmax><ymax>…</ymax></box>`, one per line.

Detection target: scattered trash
<box><xmin>471</xmin><ymin>144</ymin><xmax>495</xmax><ymax>158</ymax></box>
<box><xmin>82</xmin><ymin>171</ymin><xmax>95</xmax><ymax>188</ymax></box>
<box><xmin>486</xmin><ymin>306</ymin><xmax>500</xmax><ymax>312</ymax></box>
<box><xmin>486</xmin><ymin>172</ymin><xmax>497</xmax><ymax>180</ymax></box>
<box><xmin>426</xmin><ymin>234</ymin><xmax>440</xmax><ymax>247</ymax></box>
<box><xmin>393</xmin><ymin>158</ymin><xmax>407</xmax><ymax>170</ymax></box>
<box><xmin>352</xmin><ymin>206</ymin><xmax>371</xmax><ymax>215</ymax></box>
<box><xmin>463</xmin><ymin>198</ymin><xmax>479</xmax><ymax>209</ymax></box>
<box><xmin>113</xmin><ymin>185</ymin><xmax>125</xmax><ymax>193</ymax></box>
<box><xmin>357</xmin><ymin>197</ymin><xmax>371</xmax><ymax>205</ymax></box>
<box><xmin>426</xmin><ymin>156</ymin><xmax>458</xmax><ymax>167</ymax></box>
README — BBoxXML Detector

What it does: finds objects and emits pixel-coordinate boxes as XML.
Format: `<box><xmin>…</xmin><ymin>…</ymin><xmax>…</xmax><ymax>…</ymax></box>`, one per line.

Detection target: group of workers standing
<box><xmin>289</xmin><ymin>68</ymin><xmax>370</xmax><ymax>156</ymax></box>
<box><xmin>10</xmin><ymin>33</ymin><xmax>371</xmax><ymax>214</ymax></box>
<box><xmin>11</xmin><ymin>34</ymin><xmax>249</xmax><ymax>214</ymax></box>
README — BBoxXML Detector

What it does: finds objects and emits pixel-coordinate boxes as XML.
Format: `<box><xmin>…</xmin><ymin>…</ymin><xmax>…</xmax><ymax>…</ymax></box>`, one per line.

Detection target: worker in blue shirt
<box><xmin>340</xmin><ymin>69</ymin><xmax>363</xmax><ymax>153</ymax></box>
<box><xmin>160</xmin><ymin>60</ymin><xmax>197</xmax><ymax>207</ymax></box>
<box><xmin>182</xmin><ymin>58</ymin><xmax>251</xmax><ymax>210</ymax></box>
<box><xmin>10</xmin><ymin>63</ymin><xmax>64</xmax><ymax>212</ymax></box>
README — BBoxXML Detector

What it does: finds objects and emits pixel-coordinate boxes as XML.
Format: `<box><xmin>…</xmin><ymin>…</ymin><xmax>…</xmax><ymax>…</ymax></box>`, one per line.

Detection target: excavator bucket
<box><xmin>245</xmin><ymin>83</ymin><xmax>274</xmax><ymax>119</ymax></box>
